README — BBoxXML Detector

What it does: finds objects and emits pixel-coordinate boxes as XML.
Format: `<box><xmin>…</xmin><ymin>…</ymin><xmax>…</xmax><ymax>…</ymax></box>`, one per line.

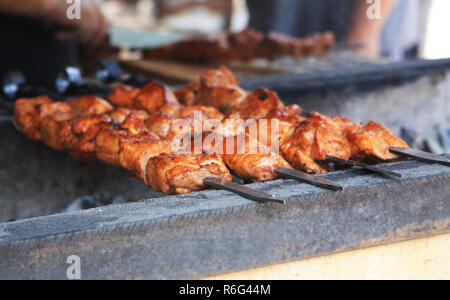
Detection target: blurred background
<box><xmin>99</xmin><ymin>0</ymin><xmax>450</xmax><ymax>60</ymax></box>
<box><xmin>1</xmin><ymin>0</ymin><xmax>450</xmax><ymax>85</ymax></box>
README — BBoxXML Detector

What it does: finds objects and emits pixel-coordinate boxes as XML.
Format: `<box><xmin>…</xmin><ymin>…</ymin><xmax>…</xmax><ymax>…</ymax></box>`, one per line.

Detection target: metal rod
<box><xmin>275</xmin><ymin>167</ymin><xmax>344</xmax><ymax>191</ymax></box>
<box><xmin>326</xmin><ymin>155</ymin><xmax>403</xmax><ymax>178</ymax></box>
<box><xmin>203</xmin><ymin>177</ymin><xmax>286</xmax><ymax>204</ymax></box>
<box><xmin>389</xmin><ymin>147</ymin><xmax>450</xmax><ymax>167</ymax></box>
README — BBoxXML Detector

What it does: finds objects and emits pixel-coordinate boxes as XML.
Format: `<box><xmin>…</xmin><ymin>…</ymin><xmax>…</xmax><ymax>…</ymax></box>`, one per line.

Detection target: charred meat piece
<box><xmin>298</xmin><ymin>31</ymin><xmax>336</xmax><ymax>57</ymax></box>
<box><xmin>226</xmin><ymin>28</ymin><xmax>265</xmax><ymax>60</ymax></box>
<box><xmin>143</xmin><ymin>28</ymin><xmax>335</xmax><ymax>62</ymax></box>
<box><xmin>13</xmin><ymin>96</ymin><xmax>55</xmax><ymax>141</ymax></box>
<box><xmin>282</xmin><ymin>120</ymin><xmax>353</xmax><ymax>174</ymax></box>
<box><xmin>222</xmin><ymin>134</ymin><xmax>292</xmax><ymax>182</ymax></box>
<box><xmin>146</xmin><ymin>153</ymin><xmax>232</xmax><ymax>195</ymax></box>
<box><xmin>95</xmin><ymin>113</ymin><xmax>156</xmax><ymax>166</ymax></box>
<box><xmin>118</xmin><ymin>136</ymin><xmax>171</xmax><ymax>182</ymax></box>
<box><xmin>144</xmin><ymin>105</ymin><xmax>223</xmax><ymax>141</ymax></box>
<box><xmin>120</xmin><ymin>112</ymin><xmax>152</xmax><ymax>137</ymax></box>
<box><xmin>95</xmin><ymin>123</ymin><xmax>128</xmax><ymax>166</ymax></box>
<box><xmin>267</xmin><ymin>105</ymin><xmax>307</xmax><ymax>142</ymax></box>
<box><xmin>107</xmin><ymin>84</ymin><xmax>141</xmax><ymax>108</ymax></box>
<box><xmin>40</xmin><ymin>111</ymin><xmax>78</xmax><ymax>150</ymax></box>
<box><xmin>175</xmin><ymin>82</ymin><xmax>201</xmax><ymax>106</ymax></box>
<box><xmin>174</xmin><ymin>66</ymin><xmax>247</xmax><ymax>111</ymax></box>
<box><xmin>257</xmin><ymin>31</ymin><xmax>297</xmax><ymax>59</ymax></box>
<box><xmin>67</xmin><ymin>95</ymin><xmax>114</xmax><ymax>116</ymax></box>
<box><xmin>143</xmin><ymin>36</ymin><xmax>228</xmax><ymax>63</ymax></box>
<box><xmin>32</xmin><ymin>101</ymin><xmax>74</xmax><ymax>143</ymax></box>
<box><xmin>180</xmin><ymin>105</ymin><xmax>224</xmax><ymax>121</ymax></box>
<box><xmin>133</xmin><ymin>82</ymin><xmax>181</xmax><ymax>114</ymax></box>
<box><xmin>225</xmin><ymin>88</ymin><xmax>284</xmax><ymax>119</ymax></box>
<box><xmin>108</xmin><ymin>108</ymin><xmax>150</xmax><ymax>124</ymax></box>
<box><xmin>67</xmin><ymin>115</ymin><xmax>113</xmax><ymax>163</ymax></box>
<box><xmin>196</xmin><ymin>66</ymin><xmax>247</xmax><ymax>111</ymax></box>
<box><xmin>347</xmin><ymin>121</ymin><xmax>410</xmax><ymax>161</ymax></box>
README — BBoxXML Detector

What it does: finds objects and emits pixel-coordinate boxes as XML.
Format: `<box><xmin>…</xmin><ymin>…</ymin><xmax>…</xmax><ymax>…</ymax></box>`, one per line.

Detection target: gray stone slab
<box><xmin>0</xmin><ymin>157</ymin><xmax>448</xmax><ymax>279</ymax></box>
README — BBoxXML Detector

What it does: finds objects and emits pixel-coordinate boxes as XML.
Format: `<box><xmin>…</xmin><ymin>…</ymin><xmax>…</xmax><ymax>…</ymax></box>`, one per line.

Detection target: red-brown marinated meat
<box><xmin>13</xmin><ymin>96</ymin><xmax>55</xmax><ymax>140</ymax></box>
<box><xmin>67</xmin><ymin>95</ymin><xmax>114</xmax><ymax>116</ymax></box>
<box><xmin>40</xmin><ymin>111</ymin><xmax>78</xmax><ymax>150</ymax></box>
<box><xmin>108</xmin><ymin>108</ymin><xmax>150</xmax><ymax>124</ymax></box>
<box><xmin>347</xmin><ymin>121</ymin><xmax>410</xmax><ymax>161</ymax></box>
<box><xmin>107</xmin><ymin>84</ymin><xmax>140</xmax><ymax>108</ymax></box>
<box><xmin>146</xmin><ymin>154</ymin><xmax>232</xmax><ymax>195</ymax></box>
<box><xmin>196</xmin><ymin>66</ymin><xmax>247</xmax><ymax>111</ymax></box>
<box><xmin>225</xmin><ymin>88</ymin><xmax>284</xmax><ymax>119</ymax></box>
<box><xmin>118</xmin><ymin>136</ymin><xmax>171</xmax><ymax>182</ymax></box>
<box><xmin>281</xmin><ymin>119</ymin><xmax>353</xmax><ymax>174</ymax></box>
<box><xmin>226</xmin><ymin>28</ymin><xmax>265</xmax><ymax>60</ymax></box>
<box><xmin>223</xmin><ymin>134</ymin><xmax>292</xmax><ymax>182</ymax></box>
<box><xmin>143</xmin><ymin>28</ymin><xmax>335</xmax><ymax>62</ymax></box>
<box><xmin>175</xmin><ymin>82</ymin><xmax>201</xmax><ymax>106</ymax></box>
<box><xmin>133</xmin><ymin>82</ymin><xmax>181</xmax><ymax>114</ymax></box>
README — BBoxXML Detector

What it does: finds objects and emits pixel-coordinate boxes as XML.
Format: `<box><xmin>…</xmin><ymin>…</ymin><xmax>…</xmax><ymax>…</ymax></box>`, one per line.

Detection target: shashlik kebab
<box><xmin>105</xmin><ymin>68</ymin><xmax>408</xmax><ymax>181</ymax></box>
<box><xmin>14</xmin><ymin>66</ymin><xmax>412</xmax><ymax>197</ymax></box>
<box><xmin>144</xmin><ymin>28</ymin><xmax>336</xmax><ymax>63</ymax></box>
<box><xmin>12</xmin><ymin>90</ymin><xmax>287</xmax><ymax>198</ymax></box>
<box><xmin>173</xmin><ymin>66</ymin><xmax>411</xmax><ymax>174</ymax></box>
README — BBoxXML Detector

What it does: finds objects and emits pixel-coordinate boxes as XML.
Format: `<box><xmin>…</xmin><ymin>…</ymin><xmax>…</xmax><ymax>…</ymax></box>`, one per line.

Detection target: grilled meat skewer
<box><xmin>14</xmin><ymin>66</ymin><xmax>411</xmax><ymax>196</ymax></box>
<box><xmin>143</xmin><ymin>28</ymin><xmax>335</xmax><ymax>63</ymax></box>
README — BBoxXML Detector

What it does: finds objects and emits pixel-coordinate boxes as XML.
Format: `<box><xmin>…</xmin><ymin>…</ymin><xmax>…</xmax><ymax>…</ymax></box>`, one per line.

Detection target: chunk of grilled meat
<box><xmin>95</xmin><ymin>113</ymin><xmax>156</xmax><ymax>166</ymax></box>
<box><xmin>144</xmin><ymin>105</ymin><xmax>224</xmax><ymax>141</ymax></box>
<box><xmin>40</xmin><ymin>111</ymin><xmax>79</xmax><ymax>150</ymax></box>
<box><xmin>298</xmin><ymin>32</ymin><xmax>336</xmax><ymax>57</ymax></box>
<box><xmin>144</xmin><ymin>36</ymin><xmax>229</xmax><ymax>63</ymax></box>
<box><xmin>225</xmin><ymin>88</ymin><xmax>284</xmax><ymax>119</ymax></box>
<box><xmin>195</xmin><ymin>66</ymin><xmax>248</xmax><ymax>111</ymax></box>
<box><xmin>36</xmin><ymin>96</ymin><xmax>113</xmax><ymax>153</ymax></box>
<box><xmin>200</xmin><ymin>132</ymin><xmax>292</xmax><ymax>182</ymax></box>
<box><xmin>223</xmin><ymin>134</ymin><xmax>292</xmax><ymax>182</ymax></box>
<box><xmin>175</xmin><ymin>82</ymin><xmax>201</xmax><ymax>106</ymax></box>
<box><xmin>347</xmin><ymin>121</ymin><xmax>410</xmax><ymax>161</ymax></box>
<box><xmin>14</xmin><ymin>96</ymin><xmax>58</xmax><ymax>141</ymax></box>
<box><xmin>107</xmin><ymin>84</ymin><xmax>141</xmax><ymax>108</ymax></box>
<box><xmin>267</xmin><ymin>105</ymin><xmax>307</xmax><ymax>143</ymax></box>
<box><xmin>67</xmin><ymin>115</ymin><xmax>113</xmax><ymax>163</ymax></box>
<box><xmin>108</xmin><ymin>108</ymin><xmax>150</xmax><ymax>124</ymax></box>
<box><xmin>95</xmin><ymin>123</ymin><xmax>128</xmax><ymax>166</ymax></box>
<box><xmin>281</xmin><ymin>119</ymin><xmax>353</xmax><ymax>174</ymax></box>
<box><xmin>146</xmin><ymin>153</ymin><xmax>232</xmax><ymax>195</ymax></box>
<box><xmin>134</xmin><ymin>82</ymin><xmax>181</xmax><ymax>114</ymax></box>
<box><xmin>67</xmin><ymin>95</ymin><xmax>114</xmax><ymax>116</ymax></box>
<box><xmin>225</xmin><ymin>28</ymin><xmax>265</xmax><ymax>61</ymax></box>
<box><xmin>143</xmin><ymin>28</ymin><xmax>335</xmax><ymax>62</ymax></box>
<box><xmin>119</xmin><ymin>135</ymin><xmax>171</xmax><ymax>182</ymax></box>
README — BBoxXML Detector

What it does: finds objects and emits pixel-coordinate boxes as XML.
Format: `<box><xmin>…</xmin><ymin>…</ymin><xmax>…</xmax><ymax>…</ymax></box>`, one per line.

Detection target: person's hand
<box><xmin>42</xmin><ymin>0</ymin><xmax>110</xmax><ymax>54</ymax></box>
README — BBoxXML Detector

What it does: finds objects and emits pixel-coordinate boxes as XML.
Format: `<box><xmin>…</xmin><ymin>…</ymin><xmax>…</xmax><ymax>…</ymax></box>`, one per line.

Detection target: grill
<box><xmin>0</xmin><ymin>58</ymin><xmax>449</xmax><ymax>279</ymax></box>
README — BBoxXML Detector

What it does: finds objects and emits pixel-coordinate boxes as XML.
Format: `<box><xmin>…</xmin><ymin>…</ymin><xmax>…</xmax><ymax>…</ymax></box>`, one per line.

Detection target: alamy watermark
<box><xmin>168</xmin><ymin>112</ymin><xmax>281</xmax><ymax>156</ymax></box>
<box><xmin>66</xmin><ymin>255</ymin><xmax>81</xmax><ymax>280</ymax></box>
<box><xmin>367</xmin><ymin>0</ymin><xmax>382</xmax><ymax>20</ymax></box>
<box><xmin>66</xmin><ymin>0</ymin><xmax>81</xmax><ymax>20</ymax></box>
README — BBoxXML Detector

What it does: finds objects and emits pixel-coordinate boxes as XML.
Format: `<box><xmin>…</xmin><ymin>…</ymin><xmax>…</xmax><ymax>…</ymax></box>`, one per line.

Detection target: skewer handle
<box><xmin>203</xmin><ymin>178</ymin><xmax>286</xmax><ymax>204</ymax></box>
<box><xmin>326</xmin><ymin>155</ymin><xmax>403</xmax><ymax>178</ymax></box>
<box><xmin>389</xmin><ymin>147</ymin><xmax>450</xmax><ymax>167</ymax></box>
<box><xmin>276</xmin><ymin>168</ymin><xmax>344</xmax><ymax>191</ymax></box>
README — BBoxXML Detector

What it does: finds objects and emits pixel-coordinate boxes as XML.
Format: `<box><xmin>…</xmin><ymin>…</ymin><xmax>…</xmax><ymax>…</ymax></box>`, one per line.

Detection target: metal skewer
<box><xmin>275</xmin><ymin>167</ymin><xmax>344</xmax><ymax>191</ymax></box>
<box><xmin>326</xmin><ymin>155</ymin><xmax>403</xmax><ymax>178</ymax></box>
<box><xmin>389</xmin><ymin>147</ymin><xmax>450</xmax><ymax>167</ymax></box>
<box><xmin>203</xmin><ymin>177</ymin><xmax>286</xmax><ymax>204</ymax></box>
